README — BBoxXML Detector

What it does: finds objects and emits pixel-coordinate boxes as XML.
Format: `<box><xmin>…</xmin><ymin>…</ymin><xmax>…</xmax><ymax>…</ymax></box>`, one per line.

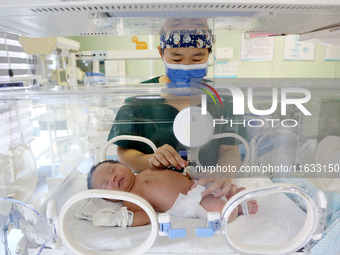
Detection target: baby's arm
<box><xmin>123</xmin><ymin>201</ymin><xmax>151</xmax><ymax>226</ymax></box>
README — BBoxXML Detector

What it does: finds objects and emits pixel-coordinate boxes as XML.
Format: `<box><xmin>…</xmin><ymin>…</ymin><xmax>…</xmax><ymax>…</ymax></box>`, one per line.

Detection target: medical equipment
<box><xmin>221</xmin><ymin>184</ymin><xmax>327</xmax><ymax>255</ymax></box>
<box><xmin>249</xmin><ymin>127</ymin><xmax>298</xmax><ymax>170</ymax></box>
<box><xmin>0</xmin><ymin>81</ymin><xmax>339</xmax><ymax>255</ymax></box>
<box><xmin>103</xmin><ymin>131</ymin><xmax>250</xmax><ymax>171</ymax></box>
<box><xmin>158</xmin><ymin>213</ymin><xmax>187</xmax><ymax>239</ymax></box>
<box><xmin>49</xmin><ymin>136</ymin><xmax>96</xmax><ymax>177</ymax></box>
<box><xmin>59</xmin><ymin>189</ymin><xmax>158</xmax><ymax>255</ymax></box>
<box><xmin>56</xmin><ymin>179</ymin><xmax>327</xmax><ymax>255</ymax></box>
<box><xmin>1</xmin><ymin>164</ymin><xmax>330</xmax><ymax>255</ymax></box>
<box><xmin>0</xmin><ymin>198</ymin><xmax>60</xmax><ymax>255</ymax></box>
<box><xmin>1</xmin><ymin>0</ymin><xmax>340</xmax><ymax>254</ymax></box>
<box><xmin>171</xmin><ymin>105</ymin><xmax>251</xmax><ymax>180</ymax></box>
<box><xmin>19</xmin><ymin>37</ymin><xmax>80</xmax><ymax>87</ymax></box>
<box><xmin>56</xmin><ymin>133</ymin><xmax>327</xmax><ymax>254</ymax></box>
<box><xmin>0</xmin><ymin>144</ymin><xmax>37</xmax><ymax>203</ymax></box>
<box><xmin>0</xmin><ymin>123</ymin><xmax>330</xmax><ymax>254</ymax></box>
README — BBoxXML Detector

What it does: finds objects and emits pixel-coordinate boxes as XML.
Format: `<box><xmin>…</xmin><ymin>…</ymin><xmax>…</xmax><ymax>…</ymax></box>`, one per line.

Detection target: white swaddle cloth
<box><xmin>166</xmin><ymin>184</ymin><xmax>207</xmax><ymax>219</ymax></box>
<box><xmin>165</xmin><ymin>182</ymin><xmax>252</xmax><ymax>218</ymax></box>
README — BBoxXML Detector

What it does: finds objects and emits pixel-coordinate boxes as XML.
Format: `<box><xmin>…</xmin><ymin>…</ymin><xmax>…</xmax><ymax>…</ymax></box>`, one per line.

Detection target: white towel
<box><xmin>74</xmin><ymin>198</ymin><xmax>122</xmax><ymax>221</ymax></box>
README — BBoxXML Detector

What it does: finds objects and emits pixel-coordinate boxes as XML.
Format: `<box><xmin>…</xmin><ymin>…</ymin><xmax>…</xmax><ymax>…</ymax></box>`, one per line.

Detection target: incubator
<box><xmin>0</xmin><ymin>79</ymin><xmax>339</xmax><ymax>255</ymax></box>
<box><xmin>0</xmin><ymin>1</ymin><xmax>340</xmax><ymax>254</ymax></box>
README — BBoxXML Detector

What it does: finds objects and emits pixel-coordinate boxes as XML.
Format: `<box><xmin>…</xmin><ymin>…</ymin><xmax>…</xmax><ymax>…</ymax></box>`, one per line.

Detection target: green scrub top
<box><xmin>107</xmin><ymin>94</ymin><xmax>248</xmax><ymax>167</ymax></box>
<box><xmin>140</xmin><ymin>76</ymin><xmax>161</xmax><ymax>84</ymax></box>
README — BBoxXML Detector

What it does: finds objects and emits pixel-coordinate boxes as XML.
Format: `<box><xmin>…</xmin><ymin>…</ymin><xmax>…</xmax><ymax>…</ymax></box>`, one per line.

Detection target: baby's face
<box><xmin>91</xmin><ymin>162</ymin><xmax>135</xmax><ymax>192</ymax></box>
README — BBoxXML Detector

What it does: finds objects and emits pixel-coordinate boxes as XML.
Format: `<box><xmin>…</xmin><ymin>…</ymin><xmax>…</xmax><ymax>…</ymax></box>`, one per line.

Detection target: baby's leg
<box><xmin>200</xmin><ymin>188</ymin><xmax>258</xmax><ymax>223</ymax></box>
<box><xmin>200</xmin><ymin>195</ymin><xmax>239</xmax><ymax>222</ymax></box>
<box><xmin>200</xmin><ymin>195</ymin><xmax>227</xmax><ymax>214</ymax></box>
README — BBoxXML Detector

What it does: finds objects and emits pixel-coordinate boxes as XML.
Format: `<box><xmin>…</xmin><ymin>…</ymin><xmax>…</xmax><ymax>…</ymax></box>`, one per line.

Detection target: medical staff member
<box><xmin>108</xmin><ymin>18</ymin><xmax>247</xmax><ymax>198</ymax></box>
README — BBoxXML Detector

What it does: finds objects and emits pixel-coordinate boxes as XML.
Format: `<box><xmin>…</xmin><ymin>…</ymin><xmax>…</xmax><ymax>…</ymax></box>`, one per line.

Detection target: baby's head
<box><xmin>87</xmin><ymin>160</ymin><xmax>136</xmax><ymax>192</ymax></box>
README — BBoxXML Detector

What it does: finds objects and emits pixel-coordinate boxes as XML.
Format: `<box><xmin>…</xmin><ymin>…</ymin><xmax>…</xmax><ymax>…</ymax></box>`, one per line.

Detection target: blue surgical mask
<box><xmin>164</xmin><ymin>60</ymin><xmax>208</xmax><ymax>86</ymax></box>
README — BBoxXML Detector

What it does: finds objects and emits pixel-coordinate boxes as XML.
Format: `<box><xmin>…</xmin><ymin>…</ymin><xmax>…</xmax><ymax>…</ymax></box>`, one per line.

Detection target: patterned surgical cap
<box><xmin>160</xmin><ymin>29</ymin><xmax>215</xmax><ymax>49</ymax></box>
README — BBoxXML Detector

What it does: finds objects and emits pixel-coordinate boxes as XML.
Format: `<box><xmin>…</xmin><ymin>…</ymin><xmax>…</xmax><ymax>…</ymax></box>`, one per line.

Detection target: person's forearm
<box><xmin>117</xmin><ymin>146</ymin><xmax>151</xmax><ymax>172</ymax></box>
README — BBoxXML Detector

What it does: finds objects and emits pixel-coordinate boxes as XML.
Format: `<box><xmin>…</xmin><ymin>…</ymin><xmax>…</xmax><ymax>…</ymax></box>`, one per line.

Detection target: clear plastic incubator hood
<box><xmin>0</xmin><ymin>80</ymin><xmax>339</xmax><ymax>255</ymax></box>
<box><xmin>0</xmin><ymin>1</ymin><xmax>340</xmax><ymax>255</ymax></box>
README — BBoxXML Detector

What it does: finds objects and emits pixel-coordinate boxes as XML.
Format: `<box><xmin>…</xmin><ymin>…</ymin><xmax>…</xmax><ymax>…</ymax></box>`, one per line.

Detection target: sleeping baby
<box><xmin>87</xmin><ymin>160</ymin><xmax>258</xmax><ymax>227</ymax></box>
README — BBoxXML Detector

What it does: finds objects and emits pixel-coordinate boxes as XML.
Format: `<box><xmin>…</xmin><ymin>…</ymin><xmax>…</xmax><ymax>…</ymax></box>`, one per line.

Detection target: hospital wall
<box><xmin>69</xmin><ymin>33</ymin><xmax>340</xmax><ymax>79</ymax></box>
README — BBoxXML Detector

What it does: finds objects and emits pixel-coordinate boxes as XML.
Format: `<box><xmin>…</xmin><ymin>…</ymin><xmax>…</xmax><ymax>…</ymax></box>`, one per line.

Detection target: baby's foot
<box><xmin>238</xmin><ymin>200</ymin><xmax>258</xmax><ymax>215</ymax></box>
<box><xmin>247</xmin><ymin>200</ymin><xmax>258</xmax><ymax>214</ymax></box>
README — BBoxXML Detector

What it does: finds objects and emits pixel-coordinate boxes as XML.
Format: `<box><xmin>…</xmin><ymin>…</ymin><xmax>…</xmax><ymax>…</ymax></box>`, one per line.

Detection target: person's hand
<box><xmin>149</xmin><ymin>144</ymin><xmax>188</xmax><ymax>170</ymax></box>
<box><xmin>191</xmin><ymin>177</ymin><xmax>237</xmax><ymax>199</ymax></box>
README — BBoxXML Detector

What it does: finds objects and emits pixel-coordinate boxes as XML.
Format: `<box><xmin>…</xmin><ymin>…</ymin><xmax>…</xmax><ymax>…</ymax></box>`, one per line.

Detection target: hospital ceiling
<box><xmin>0</xmin><ymin>0</ymin><xmax>340</xmax><ymax>43</ymax></box>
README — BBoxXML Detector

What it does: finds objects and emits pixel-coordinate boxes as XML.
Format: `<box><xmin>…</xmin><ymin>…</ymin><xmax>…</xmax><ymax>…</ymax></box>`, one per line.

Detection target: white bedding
<box><xmin>63</xmin><ymin>177</ymin><xmax>307</xmax><ymax>254</ymax></box>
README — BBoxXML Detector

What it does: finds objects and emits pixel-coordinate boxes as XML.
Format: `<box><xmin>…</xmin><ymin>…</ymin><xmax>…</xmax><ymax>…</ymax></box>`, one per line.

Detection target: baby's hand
<box><xmin>149</xmin><ymin>144</ymin><xmax>188</xmax><ymax>170</ymax></box>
